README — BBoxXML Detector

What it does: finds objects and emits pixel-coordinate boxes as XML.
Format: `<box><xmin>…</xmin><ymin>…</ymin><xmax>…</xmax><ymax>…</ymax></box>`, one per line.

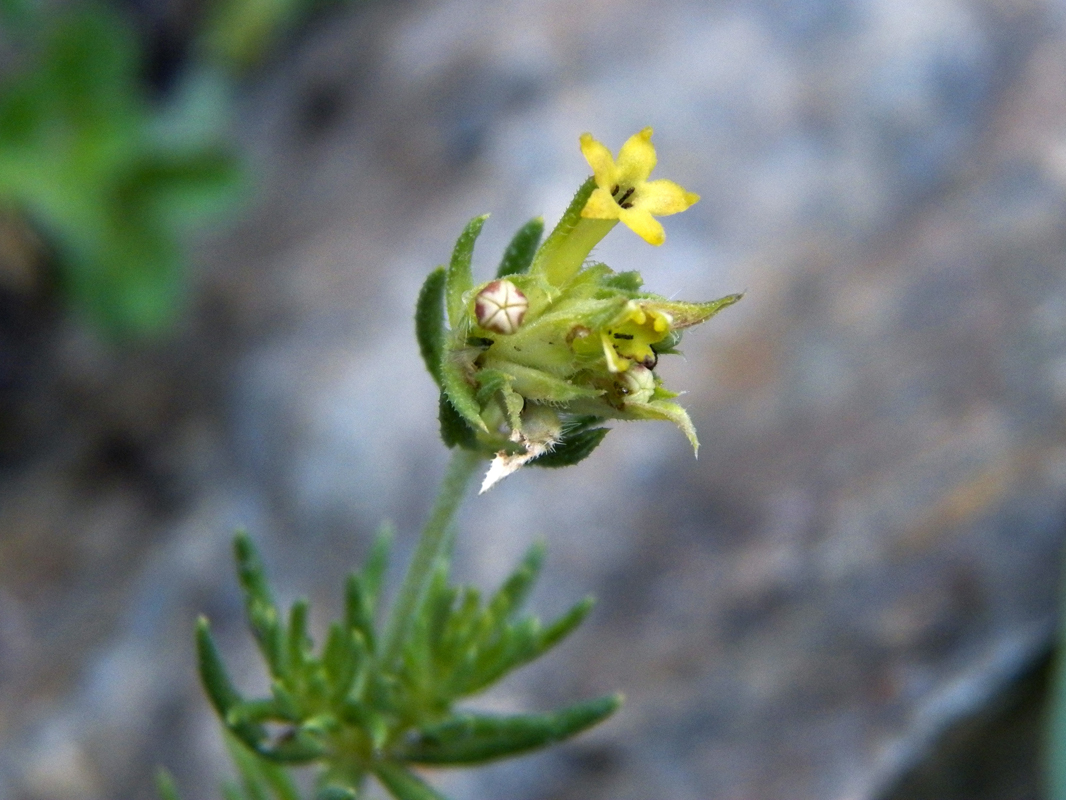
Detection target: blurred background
<box><xmin>3</xmin><ymin>0</ymin><xmax>1066</xmax><ymax>797</ymax></box>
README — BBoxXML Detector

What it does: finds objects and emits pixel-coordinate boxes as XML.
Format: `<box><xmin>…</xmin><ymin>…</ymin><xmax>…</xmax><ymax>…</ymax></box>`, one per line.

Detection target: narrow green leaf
<box><xmin>345</xmin><ymin>573</ymin><xmax>376</xmax><ymax>652</ymax></box>
<box><xmin>415</xmin><ymin>266</ymin><xmax>447</xmax><ymax>386</ymax></box>
<box><xmin>530</xmin><ymin>427</ymin><xmax>610</xmax><ymax>468</ymax></box>
<box><xmin>538</xmin><ymin>596</ymin><xmax>596</xmax><ymax>653</ymax></box>
<box><xmin>438</xmin><ymin>392</ymin><xmax>479</xmax><ymax>450</ymax></box>
<box><xmin>233</xmin><ymin>533</ymin><xmax>288</xmax><ymax>678</ymax></box>
<box><xmin>373</xmin><ymin>763</ymin><xmax>449</xmax><ymax>800</ymax></box>
<box><xmin>155</xmin><ymin>767</ymin><xmax>181</xmax><ymax>800</ymax></box>
<box><xmin>362</xmin><ymin>522</ymin><xmax>393</xmax><ymax>613</ymax></box>
<box><xmin>316</xmin><ymin>788</ymin><xmax>359</xmax><ymax>800</ymax></box>
<box><xmin>398</xmin><ymin>694</ymin><xmax>622</xmax><ymax>765</ymax></box>
<box><xmin>224</xmin><ymin>729</ymin><xmax>302</xmax><ymax>800</ymax></box>
<box><xmin>496</xmin><ymin>217</ymin><xmax>543</xmax><ymax>277</ymax></box>
<box><xmin>196</xmin><ymin>617</ymin><xmax>266</xmax><ymax>749</ymax></box>
<box><xmin>487</xmin><ymin>542</ymin><xmax>545</xmax><ymax>621</ymax></box>
<box><xmin>440</xmin><ymin>354</ymin><xmax>487</xmax><ymax>433</ymax></box>
<box><xmin>445</xmin><ymin>214</ymin><xmax>488</xmax><ymax>327</ymax></box>
<box><xmin>259</xmin><ymin>727</ymin><xmax>328</xmax><ymax>764</ymax></box>
<box><xmin>287</xmin><ymin>599</ymin><xmax>311</xmax><ymax>674</ymax></box>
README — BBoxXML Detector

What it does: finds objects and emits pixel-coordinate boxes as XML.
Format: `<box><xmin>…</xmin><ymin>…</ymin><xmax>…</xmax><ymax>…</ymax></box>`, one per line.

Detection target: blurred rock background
<box><xmin>4</xmin><ymin>0</ymin><xmax>1066</xmax><ymax>797</ymax></box>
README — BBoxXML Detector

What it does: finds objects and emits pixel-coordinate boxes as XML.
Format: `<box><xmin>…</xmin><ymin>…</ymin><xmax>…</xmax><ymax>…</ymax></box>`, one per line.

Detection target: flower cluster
<box><xmin>416</xmin><ymin>129</ymin><xmax>740</xmax><ymax>490</ymax></box>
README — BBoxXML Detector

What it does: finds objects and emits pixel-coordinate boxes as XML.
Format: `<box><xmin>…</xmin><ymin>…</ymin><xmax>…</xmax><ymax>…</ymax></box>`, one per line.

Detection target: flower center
<box><xmin>610</xmin><ymin>184</ymin><xmax>636</xmax><ymax>210</ymax></box>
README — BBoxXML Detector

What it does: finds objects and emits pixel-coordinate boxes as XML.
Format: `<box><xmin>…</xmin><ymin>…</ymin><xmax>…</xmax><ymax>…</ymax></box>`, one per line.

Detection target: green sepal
<box><xmin>530</xmin><ymin>426</ymin><xmax>609</xmax><ymax>468</ymax></box>
<box><xmin>373</xmin><ymin>763</ymin><xmax>448</xmax><ymax>800</ymax></box>
<box><xmin>446</xmin><ymin>214</ymin><xmax>488</xmax><ymax>327</ymax></box>
<box><xmin>655</xmin><ymin>293</ymin><xmax>744</xmax><ymax>330</ymax></box>
<box><xmin>415</xmin><ymin>266</ymin><xmax>447</xmax><ymax>386</ymax></box>
<box><xmin>438</xmin><ymin>392</ymin><xmax>479</xmax><ymax>450</ymax></box>
<box><xmin>195</xmin><ymin>617</ymin><xmax>266</xmax><ymax>749</ymax></box>
<box><xmin>397</xmin><ymin>694</ymin><xmax>622</xmax><ymax>765</ymax></box>
<box><xmin>440</xmin><ymin>354</ymin><xmax>488</xmax><ymax>433</ymax></box>
<box><xmin>602</xmin><ymin>270</ymin><xmax>643</xmax><ymax>292</ymax></box>
<box><xmin>622</xmin><ymin>398</ymin><xmax>699</xmax><ymax>454</ymax></box>
<box><xmin>650</xmin><ymin>328</ymin><xmax>683</xmax><ymax>356</ymax></box>
<box><xmin>496</xmin><ymin>217</ymin><xmax>543</xmax><ymax>277</ymax></box>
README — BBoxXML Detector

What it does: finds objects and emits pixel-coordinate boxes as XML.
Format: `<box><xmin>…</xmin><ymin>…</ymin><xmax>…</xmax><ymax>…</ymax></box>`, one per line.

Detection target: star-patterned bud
<box><xmin>475</xmin><ymin>279</ymin><xmax>528</xmax><ymax>335</ymax></box>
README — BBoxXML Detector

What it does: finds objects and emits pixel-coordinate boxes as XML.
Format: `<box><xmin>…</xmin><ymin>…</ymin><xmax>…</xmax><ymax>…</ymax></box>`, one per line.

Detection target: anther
<box><xmin>618</xmin><ymin>187</ymin><xmax>635</xmax><ymax>205</ymax></box>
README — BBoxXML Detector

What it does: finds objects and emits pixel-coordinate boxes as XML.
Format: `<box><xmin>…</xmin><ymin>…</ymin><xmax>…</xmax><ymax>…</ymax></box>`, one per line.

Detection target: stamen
<box><xmin>610</xmin><ymin>184</ymin><xmax>620</xmax><ymax>197</ymax></box>
<box><xmin>618</xmin><ymin>187</ymin><xmax>635</xmax><ymax>205</ymax></box>
<box><xmin>613</xmin><ymin>332</ymin><xmax>634</xmax><ymax>340</ymax></box>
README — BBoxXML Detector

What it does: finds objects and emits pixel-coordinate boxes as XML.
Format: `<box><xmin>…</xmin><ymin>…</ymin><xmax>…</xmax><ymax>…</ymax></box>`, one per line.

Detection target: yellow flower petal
<box><xmin>581</xmin><ymin>187</ymin><xmax>623</xmax><ymax>220</ymax></box>
<box><xmin>618</xmin><ymin>207</ymin><xmax>666</xmax><ymax>246</ymax></box>
<box><xmin>579</xmin><ymin>133</ymin><xmax>619</xmax><ymax>189</ymax></box>
<box><xmin>615</xmin><ymin>127</ymin><xmax>657</xmax><ymax>185</ymax></box>
<box><xmin>637</xmin><ymin>179</ymin><xmax>700</xmax><ymax>216</ymax></box>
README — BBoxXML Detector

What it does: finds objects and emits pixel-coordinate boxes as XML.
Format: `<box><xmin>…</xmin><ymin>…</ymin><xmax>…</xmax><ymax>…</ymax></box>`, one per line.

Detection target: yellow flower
<box><xmin>579</xmin><ymin>128</ymin><xmax>700</xmax><ymax>246</ymax></box>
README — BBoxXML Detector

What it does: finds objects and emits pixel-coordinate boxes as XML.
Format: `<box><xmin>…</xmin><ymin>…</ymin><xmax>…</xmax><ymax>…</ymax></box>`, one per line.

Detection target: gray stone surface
<box><xmin>4</xmin><ymin>0</ymin><xmax>1066</xmax><ymax>798</ymax></box>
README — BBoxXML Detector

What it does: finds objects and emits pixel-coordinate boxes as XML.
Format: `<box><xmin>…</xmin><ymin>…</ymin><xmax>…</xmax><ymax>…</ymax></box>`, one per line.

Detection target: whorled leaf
<box><xmin>396</xmin><ymin>694</ymin><xmax>622</xmax><ymax>765</ymax></box>
<box><xmin>445</xmin><ymin>214</ymin><xmax>487</xmax><ymax>327</ymax></box>
<box><xmin>496</xmin><ymin>217</ymin><xmax>543</xmax><ymax>278</ymax></box>
<box><xmin>415</xmin><ymin>266</ymin><xmax>447</xmax><ymax>386</ymax></box>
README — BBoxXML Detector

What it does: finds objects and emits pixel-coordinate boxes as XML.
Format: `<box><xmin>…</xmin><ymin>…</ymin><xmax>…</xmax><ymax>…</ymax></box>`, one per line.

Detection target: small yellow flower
<box><xmin>579</xmin><ymin>128</ymin><xmax>700</xmax><ymax>246</ymax></box>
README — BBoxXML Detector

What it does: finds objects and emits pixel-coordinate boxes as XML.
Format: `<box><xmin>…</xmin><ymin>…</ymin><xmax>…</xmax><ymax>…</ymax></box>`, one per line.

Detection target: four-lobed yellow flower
<box><xmin>579</xmin><ymin>127</ymin><xmax>700</xmax><ymax>246</ymax></box>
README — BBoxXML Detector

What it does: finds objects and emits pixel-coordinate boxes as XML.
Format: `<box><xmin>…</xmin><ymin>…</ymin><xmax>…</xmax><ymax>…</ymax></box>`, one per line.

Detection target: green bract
<box><xmin>416</xmin><ymin>167</ymin><xmax>740</xmax><ymax>491</ymax></box>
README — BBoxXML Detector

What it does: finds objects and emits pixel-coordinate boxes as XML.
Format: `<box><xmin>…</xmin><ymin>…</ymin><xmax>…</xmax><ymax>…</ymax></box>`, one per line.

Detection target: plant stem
<box><xmin>381</xmin><ymin>447</ymin><xmax>482</xmax><ymax>667</ymax></box>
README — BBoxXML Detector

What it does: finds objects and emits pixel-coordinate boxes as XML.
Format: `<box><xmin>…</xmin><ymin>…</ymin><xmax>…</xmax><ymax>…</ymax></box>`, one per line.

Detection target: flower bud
<box><xmin>475</xmin><ymin>279</ymin><xmax>528</xmax><ymax>335</ymax></box>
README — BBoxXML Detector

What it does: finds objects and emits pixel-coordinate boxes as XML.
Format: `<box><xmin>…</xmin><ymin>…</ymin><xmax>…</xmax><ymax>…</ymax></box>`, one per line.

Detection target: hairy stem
<box><xmin>381</xmin><ymin>447</ymin><xmax>482</xmax><ymax>667</ymax></box>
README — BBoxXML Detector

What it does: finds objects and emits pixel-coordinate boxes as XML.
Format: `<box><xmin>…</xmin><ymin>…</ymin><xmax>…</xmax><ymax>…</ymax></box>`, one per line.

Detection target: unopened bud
<box><xmin>475</xmin><ymin>279</ymin><xmax>528</xmax><ymax>335</ymax></box>
<box><xmin>618</xmin><ymin>364</ymin><xmax>655</xmax><ymax>404</ymax></box>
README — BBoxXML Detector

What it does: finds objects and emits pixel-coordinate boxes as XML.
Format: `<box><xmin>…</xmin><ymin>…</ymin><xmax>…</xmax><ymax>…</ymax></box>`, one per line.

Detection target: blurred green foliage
<box><xmin>193</xmin><ymin>531</ymin><xmax>617</xmax><ymax>800</ymax></box>
<box><xmin>0</xmin><ymin>2</ymin><xmax>242</xmax><ymax>336</ymax></box>
<box><xmin>0</xmin><ymin>0</ymin><xmax>360</xmax><ymax>338</ymax></box>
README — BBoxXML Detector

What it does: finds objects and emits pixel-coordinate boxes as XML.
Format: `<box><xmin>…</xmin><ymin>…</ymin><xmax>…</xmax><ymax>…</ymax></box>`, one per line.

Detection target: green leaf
<box><xmin>233</xmin><ymin>534</ymin><xmax>289</xmax><ymax>679</ymax></box>
<box><xmin>438</xmin><ymin>392</ymin><xmax>479</xmax><ymax>450</ymax></box>
<box><xmin>196</xmin><ymin>617</ymin><xmax>267</xmax><ymax>751</ymax></box>
<box><xmin>345</xmin><ymin>573</ymin><xmax>377</xmax><ymax>653</ymax></box>
<box><xmin>486</xmin><ymin>542</ymin><xmax>545</xmax><ymax>622</ymax></box>
<box><xmin>225</xmin><ymin>729</ymin><xmax>302</xmax><ymax>800</ymax></box>
<box><xmin>316</xmin><ymin>788</ymin><xmax>359</xmax><ymax>800</ymax></box>
<box><xmin>496</xmin><ymin>217</ymin><xmax>543</xmax><ymax>277</ymax></box>
<box><xmin>445</xmin><ymin>214</ymin><xmax>488</xmax><ymax>327</ymax></box>
<box><xmin>537</xmin><ymin>596</ymin><xmax>595</xmax><ymax>652</ymax></box>
<box><xmin>415</xmin><ymin>266</ymin><xmax>447</xmax><ymax>386</ymax></box>
<box><xmin>440</xmin><ymin>356</ymin><xmax>486</xmax><ymax>434</ymax></box>
<box><xmin>373</xmin><ymin>763</ymin><xmax>449</xmax><ymax>800</ymax></box>
<box><xmin>530</xmin><ymin>426</ymin><xmax>609</xmax><ymax>468</ymax></box>
<box><xmin>362</xmin><ymin>523</ymin><xmax>393</xmax><ymax>613</ymax></box>
<box><xmin>398</xmin><ymin>694</ymin><xmax>622</xmax><ymax>765</ymax></box>
<box><xmin>287</xmin><ymin>599</ymin><xmax>311</xmax><ymax>674</ymax></box>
